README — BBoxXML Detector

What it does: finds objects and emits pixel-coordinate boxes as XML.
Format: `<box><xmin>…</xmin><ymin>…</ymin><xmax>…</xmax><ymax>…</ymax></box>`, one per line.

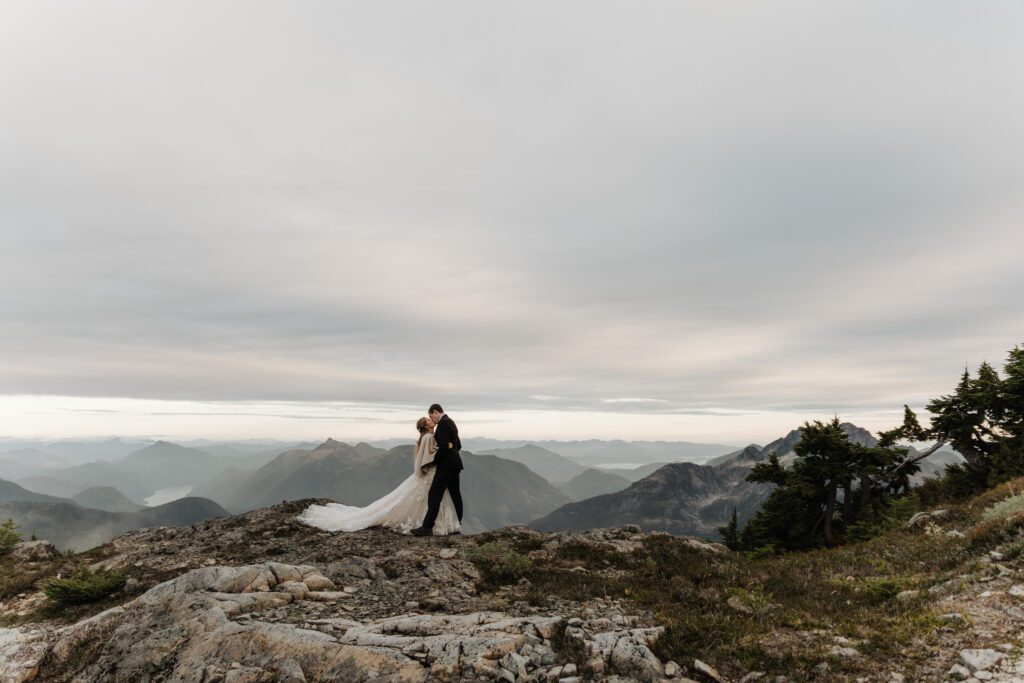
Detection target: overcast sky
<box><xmin>2</xmin><ymin>1</ymin><xmax>1022</xmax><ymax>444</ymax></box>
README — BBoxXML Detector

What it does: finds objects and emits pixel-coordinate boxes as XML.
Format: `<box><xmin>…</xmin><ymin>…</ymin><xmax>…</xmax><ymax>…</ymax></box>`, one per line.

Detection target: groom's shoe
<box><xmin>410</xmin><ymin>526</ymin><xmax>433</xmax><ymax>537</ymax></box>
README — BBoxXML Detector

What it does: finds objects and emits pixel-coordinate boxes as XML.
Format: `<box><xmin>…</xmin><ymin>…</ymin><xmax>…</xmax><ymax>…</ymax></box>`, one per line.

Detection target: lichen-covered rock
<box><xmin>960</xmin><ymin>648</ymin><xmax>1005</xmax><ymax>673</ymax></box>
<box><xmin>0</xmin><ymin>626</ymin><xmax>53</xmax><ymax>682</ymax></box>
<box><xmin>10</xmin><ymin>540</ymin><xmax>60</xmax><ymax>563</ymax></box>
<box><xmin>31</xmin><ymin>559</ymin><xmax>667</xmax><ymax>683</ymax></box>
<box><xmin>906</xmin><ymin>509</ymin><xmax>950</xmax><ymax>530</ymax></box>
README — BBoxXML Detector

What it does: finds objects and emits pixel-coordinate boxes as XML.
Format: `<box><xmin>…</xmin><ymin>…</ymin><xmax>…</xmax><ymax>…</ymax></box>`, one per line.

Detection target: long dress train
<box><xmin>295</xmin><ymin>433</ymin><xmax>461</xmax><ymax>535</ymax></box>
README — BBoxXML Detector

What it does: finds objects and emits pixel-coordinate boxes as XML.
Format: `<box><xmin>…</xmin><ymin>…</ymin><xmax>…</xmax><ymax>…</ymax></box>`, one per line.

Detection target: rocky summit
<box><xmin>7</xmin><ymin>491</ymin><xmax>1024</xmax><ymax>682</ymax></box>
<box><xmin>0</xmin><ymin>499</ymin><xmax>716</xmax><ymax>682</ymax></box>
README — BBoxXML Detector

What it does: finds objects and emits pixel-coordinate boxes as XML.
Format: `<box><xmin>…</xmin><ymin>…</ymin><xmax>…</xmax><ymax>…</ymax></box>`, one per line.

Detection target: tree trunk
<box><xmin>824</xmin><ymin>484</ymin><xmax>837</xmax><ymax>546</ymax></box>
<box><xmin>842</xmin><ymin>479</ymin><xmax>854</xmax><ymax>524</ymax></box>
<box><xmin>858</xmin><ymin>474</ymin><xmax>871</xmax><ymax>517</ymax></box>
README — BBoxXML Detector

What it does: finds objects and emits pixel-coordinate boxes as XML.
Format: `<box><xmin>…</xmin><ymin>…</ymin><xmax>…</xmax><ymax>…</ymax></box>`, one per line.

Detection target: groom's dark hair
<box><xmin>428</xmin><ymin>403</ymin><xmax>444</xmax><ymax>414</ymax></box>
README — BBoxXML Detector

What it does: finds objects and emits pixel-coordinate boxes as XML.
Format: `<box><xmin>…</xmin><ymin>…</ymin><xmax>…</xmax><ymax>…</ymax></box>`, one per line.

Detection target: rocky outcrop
<box><xmin>7</xmin><ymin>491</ymin><xmax>1024</xmax><ymax>682</ymax></box>
<box><xmin>9</xmin><ymin>541</ymin><xmax>60</xmax><ymax>563</ymax></box>
<box><xmin>26</xmin><ymin>559</ymin><xmax>668</xmax><ymax>682</ymax></box>
<box><xmin>0</xmin><ymin>501</ymin><xmax>717</xmax><ymax>682</ymax></box>
<box><xmin>0</xmin><ymin>626</ymin><xmax>52</xmax><ymax>682</ymax></box>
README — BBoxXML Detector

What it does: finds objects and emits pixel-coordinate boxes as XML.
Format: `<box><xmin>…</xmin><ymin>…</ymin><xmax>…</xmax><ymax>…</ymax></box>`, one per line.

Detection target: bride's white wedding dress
<box><xmin>296</xmin><ymin>433</ymin><xmax>461</xmax><ymax>535</ymax></box>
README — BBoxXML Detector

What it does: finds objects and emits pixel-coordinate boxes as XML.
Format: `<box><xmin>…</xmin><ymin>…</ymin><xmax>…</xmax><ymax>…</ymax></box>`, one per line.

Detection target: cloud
<box><xmin>601</xmin><ymin>398</ymin><xmax>669</xmax><ymax>404</ymax></box>
<box><xmin>1</xmin><ymin>1</ymin><xmax>1023</xmax><ymax>440</ymax></box>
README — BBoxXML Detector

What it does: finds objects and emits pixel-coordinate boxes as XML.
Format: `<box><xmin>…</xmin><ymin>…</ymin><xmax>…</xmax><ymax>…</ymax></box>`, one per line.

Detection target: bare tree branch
<box><xmin>903</xmin><ymin>440</ymin><xmax>948</xmax><ymax>467</ymax></box>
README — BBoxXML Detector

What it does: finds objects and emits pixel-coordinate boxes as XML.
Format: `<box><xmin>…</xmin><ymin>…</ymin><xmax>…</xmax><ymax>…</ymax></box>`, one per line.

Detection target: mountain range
<box><xmin>0</xmin><ymin>429</ymin><xmax>965</xmax><ymax>549</ymax></box>
<box><xmin>9</xmin><ymin>441</ymin><xmax>285</xmax><ymax>504</ymax></box>
<box><xmin>71</xmin><ymin>486</ymin><xmax>147</xmax><ymax>513</ymax></box>
<box><xmin>192</xmin><ymin>439</ymin><xmax>570</xmax><ymax>533</ymax></box>
<box><xmin>531</xmin><ymin>422</ymin><xmax>962</xmax><ymax>538</ymax></box>
<box><xmin>531</xmin><ymin>456</ymin><xmax>773</xmax><ymax>537</ymax></box>
<box><xmin>464</xmin><ymin>438</ymin><xmax>738</xmax><ymax>466</ymax></box>
<box><xmin>0</xmin><ymin>475</ymin><xmax>228</xmax><ymax>550</ymax></box>
<box><xmin>0</xmin><ymin>496</ymin><xmax>228</xmax><ymax>551</ymax></box>
<box><xmin>473</xmin><ymin>444</ymin><xmax>589</xmax><ymax>482</ymax></box>
<box><xmin>556</xmin><ymin>468</ymin><xmax>633</xmax><ymax>501</ymax></box>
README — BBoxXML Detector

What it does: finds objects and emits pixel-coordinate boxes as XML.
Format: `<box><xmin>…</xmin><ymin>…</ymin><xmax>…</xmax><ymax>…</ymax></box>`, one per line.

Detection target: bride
<box><xmin>296</xmin><ymin>417</ymin><xmax>461</xmax><ymax>535</ymax></box>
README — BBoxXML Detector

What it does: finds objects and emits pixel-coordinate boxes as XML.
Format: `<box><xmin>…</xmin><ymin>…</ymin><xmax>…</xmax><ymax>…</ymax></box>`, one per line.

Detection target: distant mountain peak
<box><xmin>313</xmin><ymin>438</ymin><xmax>348</xmax><ymax>452</ymax></box>
<box><xmin>127</xmin><ymin>441</ymin><xmax>210</xmax><ymax>461</ymax></box>
<box><xmin>137</xmin><ymin>440</ymin><xmax>188</xmax><ymax>453</ymax></box>
<box><xmin>511</xmin><ymin>444</ymin><xmax>557</xmax><ymax>453</ymax></box>
<box><xmin>763</xmin><ymin>421</ymin><xmax>878</xmax><ymax>458</ymax></box>
<box><xmin>706</xmin><ymin>444</ymin><xmax>765</xmax><ymax>468</ymax></box>
<box><xmin>733</xmin><ymin>444</ymin><xmax>765</xmax><ymax>462</ymax></box>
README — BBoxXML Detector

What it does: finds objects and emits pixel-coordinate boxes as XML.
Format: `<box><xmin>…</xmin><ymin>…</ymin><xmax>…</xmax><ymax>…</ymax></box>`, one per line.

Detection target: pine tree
<box><xmin>0</xmin><ymin>518</ymin><xmax>20</xmax><ymax>555</ymax></box>
<box><xmin>927</xmin><ymin>365</ymin><xmax>1003</xmax><ymax>470</ymax></box>
<box><xmin>742</xmin><ymin>451</ymin><xmax>826</xmax><ymax>551</ymax></box>
<box><xmin>718</xmin><ymin>507</ymin><xmax>739</xmax><ymax>550</ymax></box>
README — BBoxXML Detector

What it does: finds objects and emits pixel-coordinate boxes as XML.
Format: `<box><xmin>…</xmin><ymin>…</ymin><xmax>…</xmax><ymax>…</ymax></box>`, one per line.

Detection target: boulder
<box><xmin>0</xmin><ymin>627</ymin><xmax>52</xmax><ymax>682</ymax></box>
<box><xmin>960</xmin><ymin>648</ymin><xmax>1004</xmax><ymax>673</ymax></box>
<box><xmin>694</xmin><ymin>658</ymin><xmax>725</xmax><ymax>682</ymax></box>
<box><xmin>10</xmin><ymin>540</ymin><xmax>60</xmax><ymax>562</ymax></box>
<box><xmin>905</xmin><ymin>510</ymin><xmax>950</xmax><ymax>530</ymax></box>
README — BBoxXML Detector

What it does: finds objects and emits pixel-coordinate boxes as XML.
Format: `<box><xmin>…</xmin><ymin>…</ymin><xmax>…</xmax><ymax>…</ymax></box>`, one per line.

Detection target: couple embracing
<box><xmin>297</xmin><ymin>404</ymin><xmax>463</xmax><ymax>536</ymax></box>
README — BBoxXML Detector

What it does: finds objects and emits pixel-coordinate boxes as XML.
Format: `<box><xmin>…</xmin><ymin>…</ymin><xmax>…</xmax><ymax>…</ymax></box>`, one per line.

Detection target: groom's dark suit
<box><xmin>421</xmin><ymin>413</ymin><xmax>463</xmax><ymax>529</ymax></box>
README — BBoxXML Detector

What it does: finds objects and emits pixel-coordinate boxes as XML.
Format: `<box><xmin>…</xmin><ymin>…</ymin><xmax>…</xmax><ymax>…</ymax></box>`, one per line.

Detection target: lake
<box><xmin>144</xmin><ymin>485</ymin><xmax>194</xmax><ymax>507</ymax></box>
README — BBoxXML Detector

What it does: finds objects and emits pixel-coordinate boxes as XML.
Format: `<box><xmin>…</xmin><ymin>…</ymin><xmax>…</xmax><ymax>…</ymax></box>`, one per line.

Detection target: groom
<box><xmin>411</xmin><ymin>403</ymin><xmax>463</xmax><ymax>536</ymax></box>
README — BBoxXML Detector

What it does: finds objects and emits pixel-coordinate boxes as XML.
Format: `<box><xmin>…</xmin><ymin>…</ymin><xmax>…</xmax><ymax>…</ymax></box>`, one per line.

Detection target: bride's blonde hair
<box><xmin>415</xmin><ymin>417</ymin><xmax>431</xmax><ymax>447</ymax></box>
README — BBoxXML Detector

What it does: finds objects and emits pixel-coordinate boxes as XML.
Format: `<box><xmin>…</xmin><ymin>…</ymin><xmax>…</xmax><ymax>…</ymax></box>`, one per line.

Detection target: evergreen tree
<box><xmin>739</xmin><ymin>342</ymin><xmax>1024</xmax><ymax>552</ymax></box>
<box><xmin>1003</xmin><ymin>346</ymin><xmax>1024</xmax><ymax>441</ymax></box>
<box><xmin>718</xmin><ymin>507</ymin><xmax>739</xmax><ymax>550</ymax></box>
<box><xmin>0</xmin><ymin>518</ymin><xmax>20</xmax><ymax>555</ymax></box>
<box><xmin>790</xmin><ymin>418</ymin><xmax>856</xmax><ymax>546</ymax></box>
<box><xmin>742</xmin><ymin>451</ymin><xmax>822</xmax><ymax>551</ymax></box>
<box><xmin>927</xmin><ymin>365</ymin><xmax>1004</xmax><ymax>470</ymax></box>
<box><xmin>926</xmin><ymin>346</ymin><xmax>1024</xmax><ymax>486</ymax></box>
<box><xmin>741</xmin><ymin>417</ymin><xmax>919</xmax><ymax>551</ymax></box>
<box><xmin>989</xmin><ymin>346</ymin><xmax>1024</xmax><ymax>480</ymax></box>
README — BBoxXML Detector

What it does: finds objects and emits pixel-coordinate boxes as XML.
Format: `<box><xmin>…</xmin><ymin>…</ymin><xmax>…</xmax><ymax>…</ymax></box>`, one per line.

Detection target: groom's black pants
<box><xmin>422</xmin><ymin>467</ymin><xmax>463</xmax><ymax>529</ymax></box>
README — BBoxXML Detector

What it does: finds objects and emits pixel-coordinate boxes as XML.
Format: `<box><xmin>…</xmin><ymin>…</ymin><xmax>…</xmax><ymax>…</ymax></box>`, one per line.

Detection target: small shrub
<box><xmin>555</xmin><ymin>541</ymin><xmax>634</xmax><ymax>569</ymax></box>
<box><xmin>42</xmin><ymin>565</ymin><xmax>127</xmax><ymax>605</ymax></box>
<box><xmin>464</xmin><ymin>542</ymin><xmax>531</xmax><ymax>586</ymax></box>
<box><xmin>745</xmin><ymin>543</ymin><xmax>780</xmax><ymax>559</ymax></box>
<box><xmin>858</xmin><ymin>577</ymin><xmax>905</xmax><ymax>604</ymax></box>
<box><xmin>1000</xmin><ymin>540</ymin><xmax>1024</xmax><ymax>561</ymax></box>
<box><xmin>0</xmin><ymin>519</ymin><xmax>21</xmax><ymax>555</ymax></box>
<box><xmin>887</xmin><ymin>495</ymin><xmax>920</xmax><ymax>523</ymax></box>
<box><xmin>381</xmin><ymin>558</ymin><xmax>403</xmax><ymax>579</ymax></box>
